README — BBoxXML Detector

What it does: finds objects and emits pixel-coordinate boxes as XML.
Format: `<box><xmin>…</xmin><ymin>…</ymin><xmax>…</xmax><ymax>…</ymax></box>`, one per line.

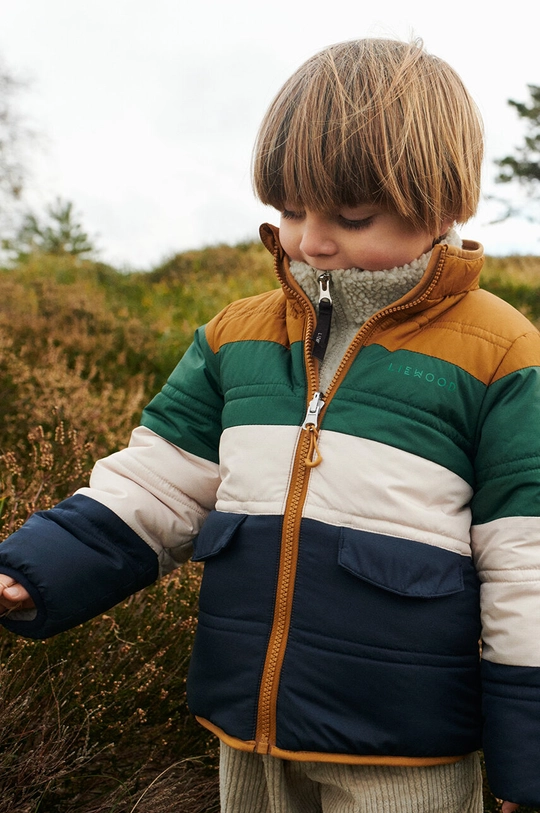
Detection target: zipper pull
<box><xmin>302</xmin><ymin>391</ymin><xmax>325</xmax><ymax>429</ymax></box>
<box><xmin>312</xmin><ymin>272</ymin><xmax>333</xmax><ymax>361</ymax></box>
<box><xmin>302</xmin><ymin>391</ymin><xmax>325</xmax><ymax>467</ymax></box>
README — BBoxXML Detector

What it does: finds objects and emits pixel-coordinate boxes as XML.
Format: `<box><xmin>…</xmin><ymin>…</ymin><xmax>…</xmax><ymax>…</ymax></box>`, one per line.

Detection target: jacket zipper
<box><xmin>254</xmin><ymin>241</ymin><xmax>448</xmax><ymax>753</ymax></box>
<box><xmin>255</xmin><ymin>244</ymin><xmax>321</xmax><ymax>752</ymax></box>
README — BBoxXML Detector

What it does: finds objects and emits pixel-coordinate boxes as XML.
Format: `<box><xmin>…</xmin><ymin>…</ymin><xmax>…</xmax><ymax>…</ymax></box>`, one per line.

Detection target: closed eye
<box><xmin>281</xmin><ymin>209</ymin><xmax>305</xmax><ymax>221</ymax></box>
<box><xmin>338</xmin><ymin>215</ymin><xmax>374</xmax><ymax>231</ymax></box>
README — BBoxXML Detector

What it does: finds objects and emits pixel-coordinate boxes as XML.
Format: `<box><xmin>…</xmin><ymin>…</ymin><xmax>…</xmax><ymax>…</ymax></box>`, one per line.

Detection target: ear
<box><xmin>439</xmin><ymin>217</ymin><xmax>454</xmax><ymax>236</ymax></box>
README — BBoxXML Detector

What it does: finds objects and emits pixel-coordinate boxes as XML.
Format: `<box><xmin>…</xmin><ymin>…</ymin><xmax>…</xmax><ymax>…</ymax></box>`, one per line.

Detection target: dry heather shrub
<box><xmin>36</xmin><ymin>761</ymin><xmax>219</xmax><ymax>813</ymax></box>
<box><xmin>0</xmin><ymin>565</ymin><xmax>217</xmax><ymax>812</ymax></box>
<box><xmin>0</xmin><ymin>420</ymin><xmax>92</xmax><ymax>536</ymax></box>
<box><xmin>0</xmin><ymin>257</ymin><xmax>168</xmax><ymax>392</ymax></box>
<box><xmin>0</xmin><ymin>243</ymin><xmax>278</xmax><ymax>394</ymax></box>
<box><xmin>0</xmin><ymin>650</ymin><xmax>95</xmax><ymax>812</ymax></box>
<box><xmin>0</xmin><ymin>332</ymin><xmax>145</xmax><ymax>448</ymax></box>
<box><xmin>0</xmin><ymin>330</ymin><xmax>147</xmax><ymax>535</ymax></box>
<box><xmin>121</xmin><ymin>760</ymin><xmax>219</xmax><ymax>813</ymax></box>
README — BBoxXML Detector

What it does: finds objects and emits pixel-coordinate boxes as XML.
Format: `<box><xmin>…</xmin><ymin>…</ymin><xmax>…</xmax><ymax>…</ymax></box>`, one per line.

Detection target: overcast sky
<box><xmin>1</xmin><ymin>0</ymin><xmax>539</xmax><ymax>268</ymax></box>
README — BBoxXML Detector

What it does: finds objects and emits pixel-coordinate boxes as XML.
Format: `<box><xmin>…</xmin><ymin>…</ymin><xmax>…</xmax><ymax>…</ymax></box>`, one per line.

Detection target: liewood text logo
<box><xmin>387</xmin><ymin>362</ymin><xmax>456</xmax><ymax>391</ymax></box>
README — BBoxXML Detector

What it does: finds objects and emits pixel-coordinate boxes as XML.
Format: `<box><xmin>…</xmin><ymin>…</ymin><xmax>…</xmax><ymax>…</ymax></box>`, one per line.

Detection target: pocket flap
<box><xmin>191</xmin><ymin>511</ymin><xmax>247</xmax><ymax>562</ymax></box>
<box><xmin>338</xmin><ymin>528</ymin><xmax>464</xmax><ymax>598</ymax></box>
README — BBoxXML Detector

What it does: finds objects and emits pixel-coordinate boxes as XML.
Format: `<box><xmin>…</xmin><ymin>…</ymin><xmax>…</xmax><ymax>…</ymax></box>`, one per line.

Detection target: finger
<box><xmin>0</xmin><ymin>574</ymin><xmax>16</xmax><ymax>591</ymax></box>
<box><xmin>0</xmin><ymin>576</ymin><xmax>18</xmax><ymax>609</ymax></box>
<box><xmin>3</xmin><ymin>585</ymin><xmax>34</xmax><ymax>609</ymax></box>
<box><xmin>0</xmin><ymin>581</ymin><xmax>35</xmax><ymax>611</ymax></box>
<box><xmin>2</xmin><ymin>584</ymin><xmax>29</xmax><ymax>602</ymax></box>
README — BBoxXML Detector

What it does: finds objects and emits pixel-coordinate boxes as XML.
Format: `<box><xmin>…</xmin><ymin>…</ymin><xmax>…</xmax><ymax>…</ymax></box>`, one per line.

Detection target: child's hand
<box><xmin>501</xmin><ymin>802</ymin><xmax>519</xmax><ymax>812</ymax></box>
<box><xmin>0</xmin><ymin>574</ymin><xmax>35</xmax><ymax>613</ymax></box>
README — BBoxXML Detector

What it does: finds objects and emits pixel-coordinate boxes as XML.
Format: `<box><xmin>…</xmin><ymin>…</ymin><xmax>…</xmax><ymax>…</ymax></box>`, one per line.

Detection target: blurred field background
<box><xmin>0</xmin><ymin>243</ymin><xmax>539</xmax><ymax>811</ymax></box>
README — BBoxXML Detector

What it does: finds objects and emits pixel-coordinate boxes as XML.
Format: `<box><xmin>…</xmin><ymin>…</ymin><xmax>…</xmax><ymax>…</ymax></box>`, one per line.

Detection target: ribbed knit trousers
<box><xmin>219</xmin><ymin>745</ymin><xmax>483</xmax><ymax>813</ymax></box>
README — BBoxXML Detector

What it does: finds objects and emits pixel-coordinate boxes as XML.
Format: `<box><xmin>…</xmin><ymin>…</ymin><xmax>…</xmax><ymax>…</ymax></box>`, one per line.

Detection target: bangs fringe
<box><xmin>252</xmin><ymin>39</ymin><xmax>483</xmax><ymax>232</ymax></box>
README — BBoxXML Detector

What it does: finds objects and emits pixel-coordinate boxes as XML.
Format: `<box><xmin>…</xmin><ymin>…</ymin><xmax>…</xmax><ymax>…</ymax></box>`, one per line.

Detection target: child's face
<box><xmin>279</xmin><ymin>205</ymin><xmax>450</xmax><ymax>272</ymax></box>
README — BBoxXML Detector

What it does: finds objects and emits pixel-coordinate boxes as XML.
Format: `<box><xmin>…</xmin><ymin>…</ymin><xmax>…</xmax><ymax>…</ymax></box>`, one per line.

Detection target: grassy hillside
<box><xmin>481</xmin><ymin>254</ymin><xmax>540</xmax><ymax>326</ymax></box>
<box><xmin>0</xmin><ymin>244</ymin><xmax>539</xmax><ymax>811</ymax></box>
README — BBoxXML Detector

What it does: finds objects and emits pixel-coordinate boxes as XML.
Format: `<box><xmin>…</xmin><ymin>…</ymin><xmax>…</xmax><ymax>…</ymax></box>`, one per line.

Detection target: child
<box><xmin>0</xmin><ymin>38</ymin><xmax>538</xmax><ymax>813</ymax></box>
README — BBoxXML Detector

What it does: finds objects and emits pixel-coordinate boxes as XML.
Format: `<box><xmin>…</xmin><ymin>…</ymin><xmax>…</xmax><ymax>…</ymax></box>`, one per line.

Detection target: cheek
<box><xmin>351</xmin><ymin>235</ymin><xmax>431</xmax><ymax>271</ymax></box>
<box><xmin>373</xmin><ymin>233</ymin><xmax>432</xmax><ymax>269</ymax></box>
<box><xmin>278</xmin><ymin>221</ymin><xmax>302</xmax><ymax>261</ymax></box>
<box><xmin>392</xmin><ymin>224</ymin><xmax>434</xmax><ymax>258</ymax></box>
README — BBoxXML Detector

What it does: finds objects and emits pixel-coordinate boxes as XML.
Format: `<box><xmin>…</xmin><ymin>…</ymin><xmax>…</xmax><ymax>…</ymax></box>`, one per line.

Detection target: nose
<box><xmin>299</xmin><ymin>216</ymin><xmax>338</xmax><ymax>259</ymax></box>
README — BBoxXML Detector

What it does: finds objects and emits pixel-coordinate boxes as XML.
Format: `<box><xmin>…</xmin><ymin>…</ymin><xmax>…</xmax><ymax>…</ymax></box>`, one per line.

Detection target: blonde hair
<box><xmin>252</xmin><ymin>38</ymin><xmax>483</xmax><ymax>232</ymax></box>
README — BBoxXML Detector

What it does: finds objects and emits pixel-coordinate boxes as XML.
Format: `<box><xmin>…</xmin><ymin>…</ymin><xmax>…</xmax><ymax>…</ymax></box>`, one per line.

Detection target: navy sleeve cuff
<box><xmin>0</xmin><ymin>494</ymin><xmax>159</xmax><ymax>639</ymax></box>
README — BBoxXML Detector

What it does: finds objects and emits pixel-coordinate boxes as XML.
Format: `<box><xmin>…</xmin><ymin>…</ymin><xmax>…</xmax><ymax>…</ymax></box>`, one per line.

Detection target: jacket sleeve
<box><xmin>471</xmin><ymin>331</ymin><xmax>540</xmax><ymax>807</ymax></box>
<box><xmin>0</xmin><ymin>325</ymin><xmax>223</xmax><ymax>640</ymax></box>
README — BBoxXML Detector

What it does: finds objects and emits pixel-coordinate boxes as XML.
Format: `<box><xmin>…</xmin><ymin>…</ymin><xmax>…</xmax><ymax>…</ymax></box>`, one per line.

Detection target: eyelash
<box><xmin>281</xmin><ymin>210</ymin><xmax>374</xmax><ymax>231</ymax></box>
<box><xmin>281</xmin><ymin>209</ymin><xmax>303</xmax><ymax>221</ymax></box>
<box><xmin>339</xmin><ymin>216</ymin><xmax>374</xmax><ymax>231</ymax></box>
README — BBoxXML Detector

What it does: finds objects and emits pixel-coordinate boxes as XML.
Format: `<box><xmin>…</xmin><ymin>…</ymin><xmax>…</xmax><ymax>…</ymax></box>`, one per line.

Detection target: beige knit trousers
<box><xmin>219</xmin><ymin>745</ymin><xmax>483</xmax><ymax>813</ymax></box>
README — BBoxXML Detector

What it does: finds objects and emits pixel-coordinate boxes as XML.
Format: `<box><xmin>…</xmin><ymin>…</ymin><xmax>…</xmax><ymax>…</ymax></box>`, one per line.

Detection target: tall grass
<box><xmin>0</xmin><ymin>567</ymin><xmax>220</xmax><ymax>811</ymax></box>
<box><xmin>0</xmin><ymin>245</ymin><xmax>539</xmax><ymax>810</ymax></box>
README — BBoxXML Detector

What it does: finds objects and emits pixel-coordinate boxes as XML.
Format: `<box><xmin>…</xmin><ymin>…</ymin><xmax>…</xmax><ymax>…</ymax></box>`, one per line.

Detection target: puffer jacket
<box><xmin>1</xmin><ymin>224</ymin><xmax>540</xmax><ymax>806</ymax></box>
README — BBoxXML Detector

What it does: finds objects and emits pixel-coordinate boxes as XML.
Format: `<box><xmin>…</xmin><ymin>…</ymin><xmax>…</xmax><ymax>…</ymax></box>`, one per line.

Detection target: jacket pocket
<box><xmin>338</xmin><ymin>528</ymin><xmax>464</xmax><ymax>598</ymax></box>
<box><xmin>191</xmin><ymin>510</ymin><xmax>247</xmax><ymax>562</ymax></box>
